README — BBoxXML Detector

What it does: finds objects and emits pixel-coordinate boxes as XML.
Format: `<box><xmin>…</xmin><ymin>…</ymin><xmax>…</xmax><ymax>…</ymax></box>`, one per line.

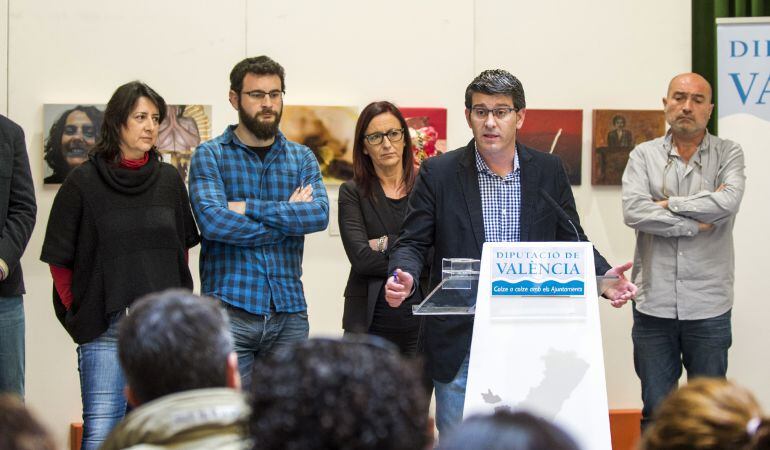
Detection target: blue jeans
<box><xmin>632</xmin><ymin>307</ymin><xmax>731</xmax><ymax>429</ymax></box>
<box><xmin>434</xmin><ymin>352</ymin><xmax>469</xmax><ymax>435</ymax></box>
<box><xmin>77</xmin><ymin>313</ymin><xmax>128</xmax><ymax>450</ymax></box>
<box><xmin>0</xmin><ymin>296</ymin><xmax>24</xmax><ymax>398</ymax></box>
<box><xmin>225</xmin><ymin>304</ymin><xmax>309</xmax><ymax>392</ymax></box>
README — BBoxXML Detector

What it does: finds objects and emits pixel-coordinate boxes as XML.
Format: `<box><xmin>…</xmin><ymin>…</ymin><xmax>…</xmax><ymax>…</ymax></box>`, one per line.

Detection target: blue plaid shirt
<box><xmin>475</xmin><ymin>145</ymin><xmax>521</xmax><ymax>242</ymax></box>
<box><xmin>188</xmin><ymin>126</ymin><xmax>329</xmax><ymax>314</ymax></box>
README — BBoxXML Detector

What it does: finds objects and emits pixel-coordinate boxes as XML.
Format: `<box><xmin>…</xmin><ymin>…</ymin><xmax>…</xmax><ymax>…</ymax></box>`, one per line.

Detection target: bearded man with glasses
<box><xmin>621</xmin><ymin>73</ymin><xmax>746</xmax><ymax>431</ymax></box>
<box><xmin>385</xmin><ymin>69</ymin><xmax>637</xmax><ymax>434</ymax></box>
<box><xmin>188</xmin><ymin>56</ymin><xmax>329</xmax><ymax>391</ymax></box>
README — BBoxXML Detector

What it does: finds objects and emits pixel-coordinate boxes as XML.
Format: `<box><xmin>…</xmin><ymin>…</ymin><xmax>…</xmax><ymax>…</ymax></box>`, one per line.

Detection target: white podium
<box><xmin>462</xmin><ymin>242</ymin><xmax>612</xmax><ymax>450</ymax></box>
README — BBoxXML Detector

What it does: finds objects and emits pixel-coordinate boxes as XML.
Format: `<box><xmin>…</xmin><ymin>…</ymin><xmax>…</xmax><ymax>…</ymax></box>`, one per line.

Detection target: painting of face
<box><xmin>61</xmin><ymin>110</ymin><xmax>96</xmax><ymax>167</ymax></box>
<box><xmin>43</xmin><ymin>104</ymin><xmax>105</xmax><ymax>185</ymax></box>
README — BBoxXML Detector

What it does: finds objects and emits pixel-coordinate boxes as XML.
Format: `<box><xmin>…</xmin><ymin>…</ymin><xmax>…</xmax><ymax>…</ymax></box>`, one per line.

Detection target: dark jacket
<box><xmin>389</xmin><ymin>140</ymin><xmax>611</xmax><ymax>382</ymax></box>
<box><xmin>338</xmin><ymin>180</ymin><xmax>429</xmax><ymax>331</ymax></box>
<box><xmin>0</xmin><ymin>115</ymin><xmax>36</xmax><ymax>297</ymax></box>
<box><xmin>41</xmin><ymin>155</ymin><xmax>200</xmax><ymax>344</ymax></box>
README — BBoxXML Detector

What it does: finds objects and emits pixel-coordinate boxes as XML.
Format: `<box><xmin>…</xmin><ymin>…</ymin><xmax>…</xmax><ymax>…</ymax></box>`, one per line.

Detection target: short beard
<box><xmin>239</xmin><ymin>101</ymin><xmax>282</xmax><ymax>141</ymax></box>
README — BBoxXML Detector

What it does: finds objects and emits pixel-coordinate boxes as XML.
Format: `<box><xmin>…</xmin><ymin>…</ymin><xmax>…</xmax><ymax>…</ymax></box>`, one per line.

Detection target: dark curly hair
<box><xmin>248</xmin><ymin>337</ymin><xmax>430</xmax><ymax>450</ymax></box>
<box><xmin>43</xmin><ymin>105</ymin><xmax>103</xmax><ymax>182</ymax></box>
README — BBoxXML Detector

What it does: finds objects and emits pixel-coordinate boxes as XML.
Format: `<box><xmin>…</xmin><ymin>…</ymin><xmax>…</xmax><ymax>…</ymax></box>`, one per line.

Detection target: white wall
<box><xmin>12</xmin><ymin>1</ymin><xmax>766</xmax><ymax>448</ymax></box>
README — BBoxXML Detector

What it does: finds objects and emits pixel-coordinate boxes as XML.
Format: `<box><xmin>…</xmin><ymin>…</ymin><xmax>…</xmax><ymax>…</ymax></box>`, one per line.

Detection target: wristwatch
<box><xmin>377</xmin><ymin>236</ymin><xmax>387</xmax><ymax>253</ymax></box>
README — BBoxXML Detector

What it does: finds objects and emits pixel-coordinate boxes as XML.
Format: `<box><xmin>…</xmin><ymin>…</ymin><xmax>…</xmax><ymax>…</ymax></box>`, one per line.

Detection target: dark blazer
<box><xmin>0</xmin><ymin>115</ymin><xmax>36</xmax><ymax>297</ymax></box>
<box><xmin>338</xmin><ymin>180</ymin><xmax>428</xmax><ymax>332</ymax></box>
<box><xmin>389</xmin><ymin>140</ymin><xmax>611</xmax><ymax>383</ymax></box>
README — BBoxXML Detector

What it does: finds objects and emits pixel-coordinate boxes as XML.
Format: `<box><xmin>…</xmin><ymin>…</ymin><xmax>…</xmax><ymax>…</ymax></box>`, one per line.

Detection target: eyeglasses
<box><xmin>241</xmin><ymin>90</ymin><xmax>283</xmax><ymax>102</ymax></box>
<box><xmin>364</xmin><ymin>128</ymin><xmax>405</xmax><ymax>146</ymax></box>
<box><xmin>470</xmin><ymin>107</ymin><xmax>518</xmax><ymax>121</ymax></box>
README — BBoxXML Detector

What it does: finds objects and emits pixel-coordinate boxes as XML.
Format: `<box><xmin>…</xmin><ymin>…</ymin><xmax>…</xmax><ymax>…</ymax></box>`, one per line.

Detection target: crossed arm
<box><xmin>621</xmin><ymin>146</ymin><xmax>745</xmax><ymax>237</ymax></box>
<box><xmin>189</xmin><ymin>146</ymin><xmax>329</xmax><ymax>247</ymax></box>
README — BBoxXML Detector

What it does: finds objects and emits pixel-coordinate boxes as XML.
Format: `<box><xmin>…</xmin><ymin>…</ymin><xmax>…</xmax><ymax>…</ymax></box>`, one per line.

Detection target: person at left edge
<box><xmin>0</xmin><ymin>114</ymin><xmax>36</xmax><ymax>399</ymax></box>
<box><xmin>40</xmin><ymin>81</ymin><xmax>200</xmax><ymax>450</ymax></box>
<box><xmin>188</xmin><ymin>56</ymin><xmax>329</xmax><ymax>391</ymax></box>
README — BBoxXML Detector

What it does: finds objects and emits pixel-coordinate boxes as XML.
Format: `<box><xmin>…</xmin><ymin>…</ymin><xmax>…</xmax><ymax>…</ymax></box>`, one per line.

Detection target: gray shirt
<box><xmin>621</xmin><ymin>132</ymin><xmax>745</xmax><ymax>320</ymax></box>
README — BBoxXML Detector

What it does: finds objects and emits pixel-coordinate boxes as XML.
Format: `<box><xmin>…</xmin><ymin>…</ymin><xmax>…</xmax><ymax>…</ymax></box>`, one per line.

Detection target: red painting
<box><xmin>400</xmin><ymin>107</ymin><xmax>447</xmax><ymax>164</ymax></box>
<box><xmin>518</xmin><ymin>109</ymin><xmax>583</xmax><ymax>185</ymax></box>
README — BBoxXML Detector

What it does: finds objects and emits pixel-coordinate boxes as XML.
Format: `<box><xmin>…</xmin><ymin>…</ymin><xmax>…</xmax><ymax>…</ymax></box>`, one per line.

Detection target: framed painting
<box><xmin>518</xmin><ymin>109</ymin><xmax>583</xmax><ymax>185</ymax></box>
<box><xmin>281</xmin><ymin>105</ymin><xmax>358</xmax><ymax>184</ymax></box>
<box><xmin>591</xmin><ymin>109</ymin><xmax>665</xmax><ymax>185</ymax></box>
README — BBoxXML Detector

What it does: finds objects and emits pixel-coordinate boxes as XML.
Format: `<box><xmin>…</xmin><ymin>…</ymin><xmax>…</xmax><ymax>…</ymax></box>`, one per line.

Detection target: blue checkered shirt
<box><xmin>475</xmin><ymin>146</ymin><xmax>521</xmax><ymax>242</ymax></box>
<box><xmin>188</xmin><ymin>126</ymin><xmax>329</xmax><ymax>314</ymax></box>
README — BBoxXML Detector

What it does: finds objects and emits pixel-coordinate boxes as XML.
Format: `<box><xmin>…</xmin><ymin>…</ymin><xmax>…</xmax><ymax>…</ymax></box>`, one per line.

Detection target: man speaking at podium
<box><xmin>622</xmin><ymin>73</ymin><xmax>745</xmax><ymax>429</ymax></box>
<box><xmin>385</xmin><ymin>69</ymin><xmax>638</xmax><ymax>433</ymax></box>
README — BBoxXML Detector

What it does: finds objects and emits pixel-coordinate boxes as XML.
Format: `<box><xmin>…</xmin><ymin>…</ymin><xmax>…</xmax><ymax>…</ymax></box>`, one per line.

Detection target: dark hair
<box><xmin>612</xmin><ymin>115</ymin><xmax>626</xmax><ymax>125</ymax></box>
<box><xmin>464</xmin><ymin>69</ymin><xmax>526</xmax><ymax>111</ymax></box>
<box><xmin>229</xmin><ymin>55</ymin><xmax>286</xmax><ymax>93</ymax></box>
<box><xmin>438</xmin><ymin>410</ymin><xmax>580</xmax><ymax>450</ymax></box>
<box><xmin>0</xmin><ymin>394</ymin><xmax>56</xmax><ymax>450</ymax></box>
<box><xmin>90</xmin><ymin>81</ymin><xmax>167</xmax><ymax>163</ymax></box>
<box><xmin>118</xmin><ymin>289</ymin><xmax>233</xmax><ymax>405</ymax></box>
<box><xmin>43</xmin><ymin>105</ymin><xmax>104</xmax><ymax>178</ymax></box>
<box><xmin>352</xmin><ymin>101</ymin><xmax>415</xmax><ymax>198</ymax></box>
<box><xmin>248</xmin><ymin>337</ymin><xmax>430</xmax><ymax>450</ymax></box>
<box><xmin>640</xmin><ymin>378</ymin><xmax>770</xmax><ymax>450</ymax></box>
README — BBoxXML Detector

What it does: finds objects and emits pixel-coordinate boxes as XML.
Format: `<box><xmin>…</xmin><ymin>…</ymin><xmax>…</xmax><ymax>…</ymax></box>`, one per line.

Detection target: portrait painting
<box><xmin>592</xmin><ymin>109</ymin><xmax>665</xmax><ymax>185</ymax></box>
<box><xmin>157</xmin><ymin>104</ymin><xmax>212</xmax><ymax>183</ymax></box>
<box><xmin>43</xmin><ymin>104</ymin><xmax>105</xmax><ymax>184</ymax></box>
<box><xmin>517</xmin><ymin>109</ymin><xmax>583</xmax><ymax>185</ymax></box>
<box><xmin>281</xmin><ymin>105</ymin><xmax>358</xmax><ymax>184</ymax></box>
<box><xmin>399</xmin><ymin>107</ymin><xmax>447</xmax><ymax>163</ymax></box>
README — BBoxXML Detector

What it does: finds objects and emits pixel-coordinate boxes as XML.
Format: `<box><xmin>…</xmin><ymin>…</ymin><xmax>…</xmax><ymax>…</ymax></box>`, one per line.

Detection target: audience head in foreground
<box><xmin>248</xmin><ymin>336</ymin><xmax>430</xmax><ymax>450</ymax></box>
<box><xmin>101</xmin><ymin>290</ymin><xmax>248</xmax><ymax>450</ymax></box>
<box><xmin>437</xmin><ymin>410</ymin><xmax>580</xmax><ymax>450</ymax></box>
<box><xmin>0</xmin><ymin>394</ymin><xmax>56</xmax><ymax>450</ymax></box>
<box><xmin>640</xmin><ymin>378</ymin><xmax>770</xmax><ymax>450</ymax></box>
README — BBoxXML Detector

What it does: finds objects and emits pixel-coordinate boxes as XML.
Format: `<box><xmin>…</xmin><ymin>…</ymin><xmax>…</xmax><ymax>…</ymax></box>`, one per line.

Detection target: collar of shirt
<box><xmin>221</xmin><ymin>125</ymin><xmax>287</xmax><ymax>155</ymax></box>
<box><xmin>473</xmin><ymin>142</ymin><xmax>520</xmax><ymax>179</ymax></box>
<box><xmin>663</xmin><ymin>129</ymin><xmax>712</xmax><ymax>165</ymax></box>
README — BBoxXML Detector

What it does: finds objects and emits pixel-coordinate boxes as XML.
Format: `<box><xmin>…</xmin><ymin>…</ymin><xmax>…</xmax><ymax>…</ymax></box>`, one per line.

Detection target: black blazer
<box><xmin>338</xmin><ymin>180</ymin><xmax>429</xmax><ymax>332</ymax></box>
<box><xmin>0</xmin><ymin>115</ymin><xmax>36</xmax><ymax>297</ymax></box>
<box><xmin>389</xmin><ymin>140</ymin><xmax>611</xmax><ymax>382</ymax></box>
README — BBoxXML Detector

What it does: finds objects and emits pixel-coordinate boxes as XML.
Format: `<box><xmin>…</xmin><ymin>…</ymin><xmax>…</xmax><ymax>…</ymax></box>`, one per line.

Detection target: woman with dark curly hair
<box><xmin>43</xmin><ymin>105</ymin><xmax>104</xmax><ymax>184</ymax></box>
<box><xmin>40</xmin><ymin>81</ymin><xmax>200</xmax><ymax>449</ymax></box>
<box><xmin>338</xmin><ymin>101</ymin><xmax>430</xmax><ymax>355</ymax></box>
